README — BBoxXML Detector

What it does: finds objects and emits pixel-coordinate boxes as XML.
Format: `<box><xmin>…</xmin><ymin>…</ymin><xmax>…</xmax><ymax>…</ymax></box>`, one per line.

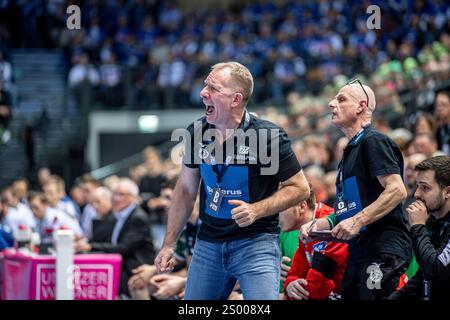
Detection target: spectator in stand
<box><xmin>413</xmin><ymin>133</ymin><xmax>446</xmax><ymax>159</ymax></box>
<box><xmin>1</xmin><ymin>186</ymin><xmax>35</xmax><ymax>235</ymax></box>
<box><xmin>68</xmin><ymin>52</ymin><xmax>99</xmax><ymax>114</ymax></box>
<box><xmin>74</xmin><ymin>178</ymin><xmax>155</xmax><ymax>296</ymax></box>
<box><xmin>43</xmin><ymin>175</ymin><xmax>81</xmax><ymax>222</ymax></box>
<box><xmin>304</xmin><ymin>165</ymin><xmax>328</xmax><ymax>204</ymax></box>
<box><xmin>12</xmin><ymin>177</ymin><xmax>29</xmax><ymax>205</ymax></box>
<box><xmin>139</xmin><ymin>146</ymin><xmax>167</xmax><ymax>201</ymax></box>
<box><xmin>156</xmin><ymin>52</ymin><xmax>187</xmax><ymax>109</ymax></box>
<box><xmin>0</xmin><ymin>79</ymin><xmax>12</xmax><ymax>144</ymax></box>
<box><xmin>28</xmin><ymin>191</ymin><xmax>83</xmax><ymax>241</ymax></box>
<box><xmin>278</xmin><ymin>184</ymin><xmax>314</xmax><ymax>299</ymax></box>
<box><xmin>37</xmin><ymin>167</ymin><xmax>52</xmax><ymax>191</ymax></box>
<box><xmin>404</xmin><ymin>153</ymin><xmax>427</xmax><ymax>209</ymax></box>
<box><xmin>68</xmin><ymin>52</ymin><xmax>99</xmax><ymax>88</ymax></box>
<box><xmin>98</xmin><ymin>52</ymin><xmax>123</xmax><ymax>108</ymax></box>
<box><xmin>323</xmin><ymin>171</ymin><xmax>338</xmax><ymax>208</ymax></box>
<box><xmin>70</xmin><ymin>184</ymin><xmax>86</xmax><ymax>214</ymax></box>
<box><xmin>146</xmin><ymin>181</ymin><xmax>173</xmax><ymax>225</ymax></box>
<box><xmin>128</xmin><ymin>164</ymin><xmax>146</xmax><ymax>186</ymax></box>
<box><xmin>79</xmin><ymin>175</ymin><xmax>102</xmax><ymax>240</ymax></box>
<box><xmin>134</xmin><ymin>53</ymin><xmax>158</xmax><ymax>108</ymax></box>
<box><xmin>103</xmin><ymin>175</ymin><xmax>120</xmax><ymax>191</ymax></box>
<box><xmin>414</xmin><ymin>112</ymin><xmax>437</xmax><ymax>136</ymax></box>
<box><xmin>0</xmin><ymin>194</ymin><xmax>14</xmax><ymax>250</ymax></box>
<box><xmin>0</xmin><ymin>51</ymin><xmax>12</xmax><ymax>91</ymax></box>
<box><xmin>89</xmin><ymin>187</ymin><xmax>116</xmax><ymax>243</ymax></box>
<box><xmin>434</xmin><ymin>90</ymin><xmax>450</xmax><ymax>155</ymax></box>
<box><xmin>128</xmin><ymin>196</ymin><xmax>200</xmax><ymax>300</ymax></box>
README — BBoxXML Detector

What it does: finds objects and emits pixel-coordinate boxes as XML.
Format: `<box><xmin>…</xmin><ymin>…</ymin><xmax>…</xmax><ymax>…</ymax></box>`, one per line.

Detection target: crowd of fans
<box><xmin>1</xmin><ymin>0</ymin><xmax>448</xmax><ymax>110</ymax></box>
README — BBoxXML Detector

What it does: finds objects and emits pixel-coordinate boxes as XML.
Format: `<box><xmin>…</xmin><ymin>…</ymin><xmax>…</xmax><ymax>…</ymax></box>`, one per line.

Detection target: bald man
<box><xmin>301</xmin><ymin>79</ymin><xmax>412</xmax><ymax>300</ymax></box>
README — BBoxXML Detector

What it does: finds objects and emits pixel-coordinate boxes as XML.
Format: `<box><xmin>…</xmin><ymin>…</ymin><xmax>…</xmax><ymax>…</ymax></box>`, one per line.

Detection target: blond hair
<box><xmin>211</xmin><ymin>61</ymin><xmax>254</xmax><ymax>104</ymax></box>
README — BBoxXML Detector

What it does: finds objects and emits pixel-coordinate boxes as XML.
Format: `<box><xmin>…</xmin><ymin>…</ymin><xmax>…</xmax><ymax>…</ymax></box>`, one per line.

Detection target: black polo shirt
<box><xmin>336</xmin><ymin>125</ymin><xmax>412</xmax><ymax>263</ymax></box>
<box><xmin>184</xmin><ymin>112</ymin><xmax>301</xmax><ymax>242</ymax></box>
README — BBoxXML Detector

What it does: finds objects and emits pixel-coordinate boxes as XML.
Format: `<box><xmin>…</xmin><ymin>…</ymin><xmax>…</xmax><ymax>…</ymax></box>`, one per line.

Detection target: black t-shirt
<box><xmin>184</xmin><ymin>112</ymin><xmax>301</xmax><ymax>242</ymax></box>
<box><xmin>336</xmin><ymin>125</ymin><xmax>412</xmax><ymax>263</ymax></box>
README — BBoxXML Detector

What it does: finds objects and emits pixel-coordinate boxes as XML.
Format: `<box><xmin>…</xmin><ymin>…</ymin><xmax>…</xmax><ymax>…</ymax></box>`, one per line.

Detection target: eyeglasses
<box><xmin>347</xmin><ymin>78</ymin><xmax>369</xmax><ymax>108</ymax></box>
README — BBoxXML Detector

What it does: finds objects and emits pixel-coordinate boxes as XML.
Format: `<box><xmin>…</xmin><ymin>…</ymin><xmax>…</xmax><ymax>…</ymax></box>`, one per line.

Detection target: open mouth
<box><xmin>206</xmin><ymin>105</ymin><xmax>215</xmax><ymax>116</ymax></box>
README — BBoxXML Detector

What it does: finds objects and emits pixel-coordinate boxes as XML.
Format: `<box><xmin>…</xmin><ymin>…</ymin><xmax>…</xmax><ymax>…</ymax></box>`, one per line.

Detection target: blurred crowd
<box><xmin>0</xmin><ymin>0</ymin><xmax>448</xmax><ymax>109</ymax></box>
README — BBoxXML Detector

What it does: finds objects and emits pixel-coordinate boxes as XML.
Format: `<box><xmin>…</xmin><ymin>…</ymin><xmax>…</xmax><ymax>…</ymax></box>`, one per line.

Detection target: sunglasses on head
<box><xmin>347</xmin><ymin>78</ymin><xmax>369</xmax><ymax>108</ymax></box>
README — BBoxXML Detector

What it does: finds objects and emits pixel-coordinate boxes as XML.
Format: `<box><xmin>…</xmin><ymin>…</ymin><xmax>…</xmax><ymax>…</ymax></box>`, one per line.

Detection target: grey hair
<box><xmin>114</xmin><ymin>178</ymin><xmax>139</xmax><ymax>197</ymax></box>
<box><xmin>93</xmin><ymin>186</ymin><xmax>112</xmax><ymax>201</ymax></box>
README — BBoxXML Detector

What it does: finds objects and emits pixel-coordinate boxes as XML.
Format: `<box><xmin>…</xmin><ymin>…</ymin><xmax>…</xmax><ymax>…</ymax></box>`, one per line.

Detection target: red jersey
<box><xmin>284</xmin><ymin>202</ymin><xmax>348</xmax><ymax>300</ymax></box>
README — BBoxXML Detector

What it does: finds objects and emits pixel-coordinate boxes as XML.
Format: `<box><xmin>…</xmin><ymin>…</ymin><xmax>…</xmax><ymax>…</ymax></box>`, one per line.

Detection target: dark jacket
<box><xmin>90</xmin><ymin>212</ymin><xmax>116</xmax><ymax>243</ymax></box>
<box><xmin>390</xmin><ymin>211</ymin><xmax>450</xmax><ymax>300</ymax></box>
<box><xmin>89</xmin><ymin>206</ymin><xmax>155</xmax><ymax>294</ymax></box>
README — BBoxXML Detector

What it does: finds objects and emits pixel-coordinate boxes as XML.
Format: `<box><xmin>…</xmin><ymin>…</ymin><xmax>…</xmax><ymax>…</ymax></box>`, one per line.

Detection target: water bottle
<box><xmin>14</xmin><ymin>224</ymin><xmax>32</xmax><ymax>249</ymax></box>
<box><xmin>40</xmin><ymin>227</ymin><xmax>54</xmax><ymax>254</ymax></box>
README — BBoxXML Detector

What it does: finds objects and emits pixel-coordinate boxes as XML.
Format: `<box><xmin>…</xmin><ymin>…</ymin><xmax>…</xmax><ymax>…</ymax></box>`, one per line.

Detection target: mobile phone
<box><xmin>309</xmin><ymin>230</ymin><xmax>335</xmax><ymax>241</ymax></box>
<box><xmin>309</xmin><ymin>230</ymin><xmax>347</xmax><ymax>242</ymax></box>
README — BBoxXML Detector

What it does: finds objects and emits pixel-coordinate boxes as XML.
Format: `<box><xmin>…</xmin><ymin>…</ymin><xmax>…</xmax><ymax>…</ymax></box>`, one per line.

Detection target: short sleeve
<box><xmin>182</xmin><ymin>121</ymin><xmax>199</xmax><ymax>168</ymax></box>
<box><xmin>274</xmin><ymin>128</ymin><xmax>302</xmax><ymax>182</ymax></box>
<box><xmin>363</xmin><ymin>134</ymin><xmax>402</xmax><ymax>178</ymax></box>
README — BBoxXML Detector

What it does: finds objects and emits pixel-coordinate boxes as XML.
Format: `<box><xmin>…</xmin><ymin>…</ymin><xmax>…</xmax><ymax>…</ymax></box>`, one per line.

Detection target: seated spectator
<box><xmin>68</xmin><ymin>52</ymin><xmax>99</xmax><ymax>88</ymax></box>
<box><xmin>128</xmin><ymin>195</ymin><xmax>200</xmax><ymax>300</ymax></box>
<box><xmin>90</xmin><ymin>187</ymin><xmax>116</xmax><ymax>243</ymax></box>
<box><xmin>79</xmin><ymin>175</ymin><xmax>102</xmax><ymax>240</ymax></box>
<box><xmin>68</xmin><ymin>52</ymin><xmax>99</xmax><ymax>113</ymax></box>
<box><xmin>146</xmin><ymin>181</ymin><xmax>174</xmax><ymax>225</ymax></box>
<box><xmin>70</xmin><ymin>184</ymin><xmax>85</xmax><ymax>214</ymax></box>
<box><xmin>12</xmin><ymin>177</ymin><xmax>30</xmax><ymax>205</ymax></box>
<box><xmin>2</xmin><ymin>186</ymin><xmax>35</xmax><ymax>234</ymax></box>
<box><xmin>404</xmin><ymin>153</ymin><xmax>427</xmax><ymax>209</ymax></box>
<box><xmin>278</xmin><ymin>184</ymin><xmax>316</xmax><ymax>299</ymax></box>
<box><xmin>0</xmin><ymin>51</ymin><xmax>12</xmax><ymax>91</ymax></box>
<box><xmin>43</xmin><ymin>175</ymin><xmax>81</xmax><ymax>222</ymax></box>
<box><xmin>139</xmin><ymin>146</ymin><xmax>167</xmax><ymax>201</ymax></box>
<box><xmin>28</xmin><ymin>192</ymin><xmax>84</xmax><ymax>244</ymax></box>
<box><xmin>37</xmin><ymin>167</ymin><xmax>52</xmax><ymax>191</ymax></box>
<box><xmin>413</xmin><ymin>133</ymin><xmax>446</xmax><ymax>159</ymax></box>
<box><xmin>414</xmin><ymin>112</ymin><xmax>437</xmax><ymax>136</ymax></box>
<box><xmin>0</xmin><ymin>194</ymin><xmax>14</xmax><ymax>250</ymax></box>
<box><xmin>0</xmin><ymin>79</ymin><xmax>12</xmax><ymax>144</ymax></box>
<box><xmin>390</xmin><ymin>156</ymin><xmax>450</xmax><ymax>300</ymax></box>
<box><xmin>74</xmin><ymin>178</ymin><xmax>155</xmax><ymax>296</ymax></box>
<box><xmin>98</xmin><ymin>52</ymin><xmax>123</xmax><ymax>108</ymax></box>
<box><xmin>323</xmin><ymin>171</ymin><xmax>337</xmax><ymax>208</ymax></box>
<box><xmin>128</xmin><ymin>164</ymin><xmax>146</xmax><ymax>186</ymax></box>
<box><xmin>283</xmin><ymin>199</ymin><xmax>348</xmax><ymax>300</ymax></box>
<box><xmin>156</xmin><ymin>52</ymin><xmax>187</xmax><ymax>109</ymax></box>
<box><xmin>434</xmin><ymin>90</ymin><xmax>450</xmax><ymax>155</ymax></box>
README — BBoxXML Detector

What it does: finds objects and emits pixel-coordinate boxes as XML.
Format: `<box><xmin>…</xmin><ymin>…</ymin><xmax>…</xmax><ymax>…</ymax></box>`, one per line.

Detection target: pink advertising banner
<box><xmin>1</xmin><ymin>250</ymin><xmax>122</xmax><ymax>300</ymax></box>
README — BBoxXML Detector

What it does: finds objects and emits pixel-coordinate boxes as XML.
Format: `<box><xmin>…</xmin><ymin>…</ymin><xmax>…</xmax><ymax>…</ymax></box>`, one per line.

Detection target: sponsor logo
<box><xmin>239</xmin><ymin>145</ymin><xmax>249</xmax><ymax>155</ymax></box>
<box><xmin>313</xmin><ymin>241</ymin><xmax>327</xmax><ymax>253</ymax></box>
<box><xmin>171</xmin><ymin>122</ymin><xmax>281</xmax><ymax>175</ymax></box>
<box><xmin>206</xmin><ymin>185</ymin><xmax>242</xmax><ymax>197</ymax></box>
